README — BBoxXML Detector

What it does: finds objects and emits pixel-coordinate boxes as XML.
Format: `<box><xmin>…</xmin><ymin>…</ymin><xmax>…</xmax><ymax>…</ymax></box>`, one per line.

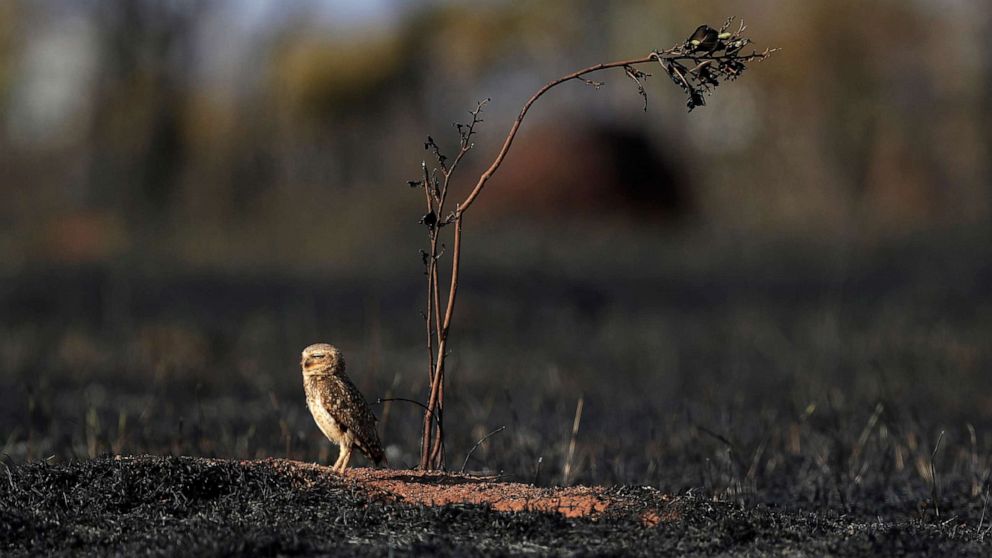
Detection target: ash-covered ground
<box><xmin>2</xmin><ymin>455</ymin><xmax>989</xmax><ymax>556</ymax></box>
<box><xmin>2</xmin><ymin>227</ymin><xmax>992</xmax><ymax>555</ymax></box>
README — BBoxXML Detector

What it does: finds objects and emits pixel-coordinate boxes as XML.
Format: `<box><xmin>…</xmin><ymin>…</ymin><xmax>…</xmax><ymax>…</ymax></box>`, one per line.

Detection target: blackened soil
<box><xmin>1</xmin><ymin>455</ymin><xmax>988</xmax><ymax>556</ymax></box>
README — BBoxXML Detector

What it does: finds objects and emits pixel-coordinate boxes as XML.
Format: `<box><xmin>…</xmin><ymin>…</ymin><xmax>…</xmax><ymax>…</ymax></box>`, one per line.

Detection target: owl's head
<box><xmin>301</xmin><ymin>343</ymin><xmax>345</xmax><ymax>376</ymax></box>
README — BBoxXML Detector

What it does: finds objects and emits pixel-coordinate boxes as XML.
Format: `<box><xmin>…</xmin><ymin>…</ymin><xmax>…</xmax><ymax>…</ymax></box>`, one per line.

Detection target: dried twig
<box><xmin>930</xmin><ymin>430</ymin><xmax>945</xmax><ymax>519</ymax></box>
<box><xmin>460</xmin><ymin>425</ymin><xmax>507</xmax><ymax>473</ymax></box>
<box><xmin>379</xmin><ymin>397</ymin><xmax>435</xmax><ymax>421</ymax></box>
<box><xmin>563</xmin><ymin>397</ymin><xmax>584</xmax><ymax>485</ymax></box>
<box><xmin>978</xmin><ymin>468</ymin><xmax>991</xmax><ymax>537</ymax></box>
<box><xmin>850</xmin><ymin>402</ymin><xmax>884</xmax><ymax>479</ymax></box>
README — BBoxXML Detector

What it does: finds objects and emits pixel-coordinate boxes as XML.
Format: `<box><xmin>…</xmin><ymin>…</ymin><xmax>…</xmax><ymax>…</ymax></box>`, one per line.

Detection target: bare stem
<box><xmin>931</xmin><ymin>430</ymin><xmax>945</xmax><ymax>520</ymax></box>
<box><xmin>419</xmin><ymin>216</ymin><xmax>462</xmax><ymax>469</ymax></box>
<box><xmin>422</xmin><ymin>163</ymin><xmax>438</xmax><ymax>386</ymax></box>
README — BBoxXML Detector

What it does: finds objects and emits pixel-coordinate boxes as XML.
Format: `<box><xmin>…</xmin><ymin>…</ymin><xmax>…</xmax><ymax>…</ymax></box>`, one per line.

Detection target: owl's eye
<box><xmin>310</xmin><ymin>353</ymin><xmax>326</xmax><ymax>359</ymax></box>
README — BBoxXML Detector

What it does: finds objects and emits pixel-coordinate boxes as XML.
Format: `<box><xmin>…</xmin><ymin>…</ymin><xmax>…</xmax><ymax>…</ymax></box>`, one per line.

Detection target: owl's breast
<box><xmin>306</xmin><ymin>391</ymin><xmax>348</xmax><ymax>446</ymax></box>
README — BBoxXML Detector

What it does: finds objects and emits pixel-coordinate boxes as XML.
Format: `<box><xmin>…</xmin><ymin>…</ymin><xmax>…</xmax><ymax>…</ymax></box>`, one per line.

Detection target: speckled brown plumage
<box><xmin>301</xmin><ymin>343</ymin><xmax>385</xmax><ymax>473</ymax></box>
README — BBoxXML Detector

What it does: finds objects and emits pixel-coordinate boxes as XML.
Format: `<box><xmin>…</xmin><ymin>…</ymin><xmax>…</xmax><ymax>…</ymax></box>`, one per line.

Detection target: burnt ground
<box><xmin>1</xmin><ymin>455</ymin><xmax>989</xmax><ymax>556</ymax></box>
<box><xmin>2</xmin><ymin>227</ymin><xmax>992</xmax><ymax>554</ymax></box>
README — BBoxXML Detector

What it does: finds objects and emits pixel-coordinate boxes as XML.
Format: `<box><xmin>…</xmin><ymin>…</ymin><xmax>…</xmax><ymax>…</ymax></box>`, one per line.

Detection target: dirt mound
<box><xmin>309</xmin><ymin>464</ymin><xmax>618</xmax><ymax>518</ymax></box>
<box><xmin>1</xmin><ymin>456</ymin><xmax>989</xmax><ymax>556</ymax></box>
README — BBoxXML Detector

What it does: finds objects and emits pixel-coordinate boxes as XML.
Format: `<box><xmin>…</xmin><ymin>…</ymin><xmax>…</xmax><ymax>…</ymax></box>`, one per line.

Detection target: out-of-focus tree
<box><xmin>1</xmin><ymin>0</ymin><xmax>990</xmax><ymax>270</ymax></box>
<box><xmin>85</xmin><ymin>0</ymin><xmax>203</xmax><ymax>224</ymax></box>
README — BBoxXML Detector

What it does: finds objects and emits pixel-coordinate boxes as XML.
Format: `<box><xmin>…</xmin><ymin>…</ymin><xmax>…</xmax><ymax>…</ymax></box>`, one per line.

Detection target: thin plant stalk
<box><xmin>414</xmin><ymin>20</ymin><xmax>772</xmax><ymax>469</ymax></box>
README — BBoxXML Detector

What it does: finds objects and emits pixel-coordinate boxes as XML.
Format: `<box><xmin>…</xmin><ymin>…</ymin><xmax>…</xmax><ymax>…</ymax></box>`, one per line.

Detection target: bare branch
<box><xmin>459</xmin><ymin>38</ymin><xmax>771</xmax><ymax>212</ymax></box>
<box><xmin>579</xmin><ymin>77</ymin><xmax>605</xmax><ymax>89</ymax></box>
<box><xmin>623</xmin><ymin>65</ymin><xmax>650</xmax><ymax>111</ymax></box>
<box><xmin>460</xmin><ymin>425</ymin><xmax>507</xmax><ymax>473</ymax></box>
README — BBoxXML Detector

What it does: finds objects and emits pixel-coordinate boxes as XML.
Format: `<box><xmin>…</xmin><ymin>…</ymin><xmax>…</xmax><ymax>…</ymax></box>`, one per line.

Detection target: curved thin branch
<box><xmin>458</xmin><ymin>54</ymin><xmax>660</xmax><ymax>213</ymax></box>
<box><xmin>460</xmin><ymin>425</ymin><xmax>507</xmax><ymax>473</ymax></box>
<box><xmin>458</xmin><ymin>45</ymin><xmax>772</xmax><ymax>213</ymax></box>
<box><xmin>378</xmin><ymin>397</ymin><xmax>442</xmax><ymax>430</ymax></box>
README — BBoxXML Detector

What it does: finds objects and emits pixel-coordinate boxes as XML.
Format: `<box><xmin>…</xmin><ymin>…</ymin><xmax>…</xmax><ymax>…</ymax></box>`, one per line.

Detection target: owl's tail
<box><xmin>372</xmin><ymin>445</ymin><xmax>387</xmax><ymax>467</ymax></box>
<box><xmin>359</xmin><ymin>438</ymin><xmax>387</xmax><ymax>467</ymax></box>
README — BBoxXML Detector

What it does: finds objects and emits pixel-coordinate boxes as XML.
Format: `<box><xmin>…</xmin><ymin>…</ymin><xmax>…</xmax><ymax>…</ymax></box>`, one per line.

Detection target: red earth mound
<box><xmin>260</xmin><ymin>459</ymin><xmax>666</xmax><ymax>520</ymax></box>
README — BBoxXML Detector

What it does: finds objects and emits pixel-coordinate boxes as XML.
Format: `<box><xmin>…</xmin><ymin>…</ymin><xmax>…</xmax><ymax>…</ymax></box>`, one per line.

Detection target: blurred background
<box><xmin>1</xmin><ymin>0</ymin><xmax>991</xmax><ymax>508</ymax></box>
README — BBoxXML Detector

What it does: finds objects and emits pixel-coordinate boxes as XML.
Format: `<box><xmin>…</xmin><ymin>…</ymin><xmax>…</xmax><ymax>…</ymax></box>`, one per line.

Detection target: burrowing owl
<box><xmin>301</xmin><ymin>343</ymin><xmax>386</xmax><ymax>473</ymax></box>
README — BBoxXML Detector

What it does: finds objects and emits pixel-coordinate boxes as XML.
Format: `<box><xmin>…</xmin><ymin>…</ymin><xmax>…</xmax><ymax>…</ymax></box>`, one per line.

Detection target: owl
<box><xmin>300</xmin><ymin>343</ymin><xmax>386</xmax><ymax>473</ymax></box>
